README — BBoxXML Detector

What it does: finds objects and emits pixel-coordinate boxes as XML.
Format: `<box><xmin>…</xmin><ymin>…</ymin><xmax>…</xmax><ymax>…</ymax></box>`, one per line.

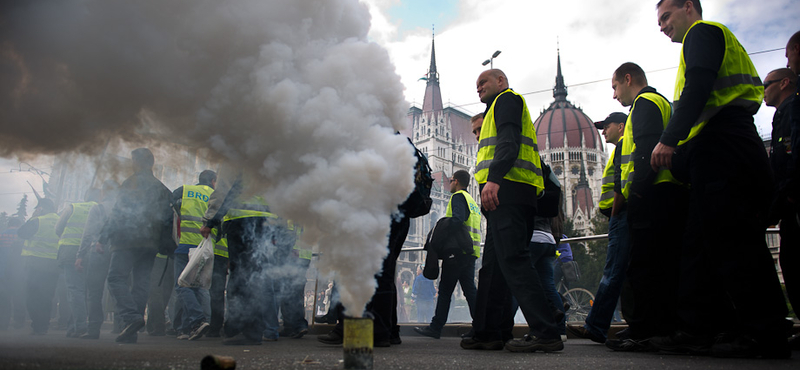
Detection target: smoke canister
<box><xmin>343</xmin><ymin>316</ymin><xmax>373</xmax><ymax>370</ymax></box>
<box><xmin>201</xmin><ymin>355</ymin><xmax>236</xmax><ymax>370</ymax></box>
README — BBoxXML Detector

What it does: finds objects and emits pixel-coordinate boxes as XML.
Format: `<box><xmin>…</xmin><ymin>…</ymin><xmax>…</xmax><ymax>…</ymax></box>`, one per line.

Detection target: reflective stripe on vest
<box><xmin>620</xmin><ymin>92</ymin><xmax>681</xmax><ymax>199</ymax></box>
<box><xmin>22</xmin><ymin>213</ymin><xmax>60</xmax><ymax>259</ymax></box>
<box><xmin>58</xmin><ymin>202</ymin><xmax>97</xmax><ymax>247</ymax></box>
<box><xmin>179</xmin><ymin>185</ymin><xmax>214</xmax><ymax>247</ymax></box>
<box><xmin>223</xmin><ymin>196</ymin><xmax>277</xmax><ymax>222</ymax></box>
<box><xmin>445</xmin><ymin>190</ymin><xmax>482</xmax><ymax>258</ymax></box>
<box><xmin>214</xmin><ymin>236</ymin><xmax>228</xmax><ymax>258</ymax></box>
<box><xmin>673</xmin><ymin>21</ymin><xmax>763</xmax><ymax>145</ymax></box>
<box><xmin>474</xmin><ymin>89</ymin><xmax>544</xmax><ymax>194</ymax></box>
<box><xmin>598</xmin><ymin>143</ymin><xmax>619</xmax><ymax>211</ymax></box>
<box><xmin>288</xmin><ymin>221</ymin><xmax>312</xmax><ymax>260</ymax></box>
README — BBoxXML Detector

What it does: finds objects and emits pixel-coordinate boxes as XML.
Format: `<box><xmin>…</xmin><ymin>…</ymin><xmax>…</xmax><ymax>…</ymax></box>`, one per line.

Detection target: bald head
<box><xmin>764</xmin><ymin>68</ymin><xmax>797</xmax><ymax>107</ymax></box>
<box><xmin>787</xmin><ymin>31</ymin><xmax>800</xmax><ymax>74</ymax></box>
<box><xmin>476</xmin><ymin>69</ymin><xmax>509</xmax><ymax>104</ymax></box>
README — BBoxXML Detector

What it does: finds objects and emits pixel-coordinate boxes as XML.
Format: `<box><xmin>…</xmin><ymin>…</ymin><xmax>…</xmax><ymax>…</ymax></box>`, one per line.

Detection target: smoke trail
<box><xmin>0</xmin><ymin>0</ymin><xmax>413</xmax><ymax>315</ymax></box>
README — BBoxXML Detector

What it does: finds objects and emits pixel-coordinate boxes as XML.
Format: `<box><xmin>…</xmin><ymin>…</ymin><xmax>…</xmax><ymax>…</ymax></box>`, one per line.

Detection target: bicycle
<box><xmin>556</xmin><ymin>279</ymin><xmax>595</xmax><ymax>323</ymax></box>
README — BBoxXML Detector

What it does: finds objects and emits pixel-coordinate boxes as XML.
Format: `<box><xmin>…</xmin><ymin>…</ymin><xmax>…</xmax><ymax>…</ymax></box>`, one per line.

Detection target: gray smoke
<box><xmin>0</xmin><ymin>0</ymin><xmax>414</xmax><ymax>315</ymax></box>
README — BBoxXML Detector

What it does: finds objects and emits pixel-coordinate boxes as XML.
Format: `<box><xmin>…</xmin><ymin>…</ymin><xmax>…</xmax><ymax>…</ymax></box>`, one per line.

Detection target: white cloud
<box><xmin>366</xmin><ymin>0</ymin><xmax>799</xmax><ymax>136</ymax></box>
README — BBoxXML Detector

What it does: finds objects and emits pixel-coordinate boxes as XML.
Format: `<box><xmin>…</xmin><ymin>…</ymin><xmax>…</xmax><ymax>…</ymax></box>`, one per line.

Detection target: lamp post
<box><xmin>481</xmin><ymin>50</ymin><xmax>502</xmax><ymax>69</ymax></box>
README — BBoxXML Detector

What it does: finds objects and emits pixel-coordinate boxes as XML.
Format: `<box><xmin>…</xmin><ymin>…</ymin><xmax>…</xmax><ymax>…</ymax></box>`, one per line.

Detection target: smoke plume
<box><xmin>0</xmin><ymin>0</ymin><xmax>413</xmax><ymax>315</ymax></box>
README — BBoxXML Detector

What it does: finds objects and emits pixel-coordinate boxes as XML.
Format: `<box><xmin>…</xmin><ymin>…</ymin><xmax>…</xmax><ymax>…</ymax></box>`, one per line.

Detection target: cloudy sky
<box><xmin>1</xmin><ymin>0</ymin><xmax>797</xmax><ymax>216</ymax></box>
<box><xmin>364</xmin><ymin>0</ymin><xmax>797</xmax><ymax>131</ymax></box>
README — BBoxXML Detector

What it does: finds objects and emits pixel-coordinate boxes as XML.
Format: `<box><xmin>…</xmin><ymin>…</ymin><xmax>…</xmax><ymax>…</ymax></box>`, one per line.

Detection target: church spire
<box><xmin>422</xmin><ymin>28</ymin><xmax>443</xmax><ymax>113</ymax></box>
<box><xmin>553</xmin><ymin>46</ymin><xmax>568</xmax><ymax>102</ymax></box>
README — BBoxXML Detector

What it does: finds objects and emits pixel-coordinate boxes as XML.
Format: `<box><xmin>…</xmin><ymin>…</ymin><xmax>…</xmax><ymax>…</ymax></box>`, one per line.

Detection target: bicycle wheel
<box><xmin>564</xmin><ymin>288</ymin><xmax>595</xmax><ymax>323</ymax></box>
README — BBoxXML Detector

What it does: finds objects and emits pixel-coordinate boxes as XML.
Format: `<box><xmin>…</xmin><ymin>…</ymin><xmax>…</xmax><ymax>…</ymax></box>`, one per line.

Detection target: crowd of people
<box><xmin>0</xmin><ymin>0</ymin><xmax>798</xmax><ymax>361</ymax></box>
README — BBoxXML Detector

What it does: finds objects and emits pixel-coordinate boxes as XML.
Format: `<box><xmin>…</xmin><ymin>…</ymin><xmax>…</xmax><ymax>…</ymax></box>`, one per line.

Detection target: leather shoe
<box><xmin>566</xmin><ymin>324</ymin><xmax>605</xmax><ymax>343</ymax></box>
<box><xmin>460</xmin><ymin>337</ymin><xmax>504</xmax><ymax>350</ymax></box>
<box><xmin>413</xmin><ymin>326</ymin><xmax>441</xmax><ymax>339</ymax></box>
<box><xmin>505</xmin><ymin>334</ymin><xmax>564</xmax><ymax>353</ymax></box>
<box><xmin>317</xmin><ymin>330</ymin><xmax>344</xmax><ymax>345</ymax></box>
<box><xmin>605</xmin><ymin>338</ymin><xmax>658</xmax><ymax>352</ymax></box>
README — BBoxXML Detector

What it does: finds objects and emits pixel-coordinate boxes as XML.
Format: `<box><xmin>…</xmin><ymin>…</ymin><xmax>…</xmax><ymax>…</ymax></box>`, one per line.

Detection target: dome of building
<box><xmin>532</xmin><ymin>51</ymin><xmax>608</xmax><ymax>232</ymax></box>
<box><xmin>533</xmin><ymin>54</ymin><xmax>603</xmax><ymax>152</ymax></box>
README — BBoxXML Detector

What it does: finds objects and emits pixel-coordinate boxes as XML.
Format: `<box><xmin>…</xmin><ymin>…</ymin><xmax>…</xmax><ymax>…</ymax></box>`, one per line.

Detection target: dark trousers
<box><xmin>25</xmin><ymin>256</ymin><xmax>59</xmax><ymax>333</ymax></box>
<box><xmin>224</xmin><ymin>217</ymin><xmax>271</xmax><ymax>342</ymax></box>
<box><xmin>146</xmin><ymin>255</ymin><xmax>173</xmax><ymax>335</ymax></box>
<box><xmin>85</xmin><ymin>249</ymin><xmax>111</xmax><ymax>335</ymax></box>
<box><xmin>330</xmin><ymin>217</ymin><xmax>409</xmax><ymax>341</ymax></box>
<box><xmin>676</xmin><ymin>128</ymin><xmax>787</xmax><ymax>340</ymax></box>
<box><xmin>779</xmin><ymin>210</ymin><xmax>800</xmax><ymax>318</ymax></box>
<box><xmin>208</xmin><ymin>254</ymin><xmax>228</xmax><ymax>334</ymax></box>
<box><xmin>429</xmin><ymin>254</ymin><xmax>477</xmax><ymax>332</ymax></box>
<box><xmin>626</xmin><ymin>183</ymin><xmax>687</xmax><ymax>339</ymax></box>
<box><xmin>473</xmin><ymin>203</ymin><xmax>559</xmax><ymax>341</ymax></box>
<box><xmin>0</xmin><ymin>250</ymin><xmax>26</xmax><ymax>330</ymax></box>
<box><xmin>366</xmin><ymin>217</ymin><xmax>409</xmax><ymax>341</ymax></box>
<box><xmin>278</xmin><ymin>257</ymin><xmax>310</xmax><ymax>333</ymax></box>
<box><xmin>106</xmin><ymin>248</ymin><xmax>156</xmax><ymax>326</ymax></box>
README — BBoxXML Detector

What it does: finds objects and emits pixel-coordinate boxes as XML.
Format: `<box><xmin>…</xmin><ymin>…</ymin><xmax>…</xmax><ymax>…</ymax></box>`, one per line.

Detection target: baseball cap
<box><xmin>594</xmin><ymin>112</ymin><xmax>628</xmax><ymax>129</ymax></box>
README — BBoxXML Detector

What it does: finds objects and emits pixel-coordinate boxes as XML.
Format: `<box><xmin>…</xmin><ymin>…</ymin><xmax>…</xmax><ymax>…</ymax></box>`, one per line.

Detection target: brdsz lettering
<box><xmin>187</xmin><ymin>191</ymin><xmax>209</xmax><ymax>202</ymax></box>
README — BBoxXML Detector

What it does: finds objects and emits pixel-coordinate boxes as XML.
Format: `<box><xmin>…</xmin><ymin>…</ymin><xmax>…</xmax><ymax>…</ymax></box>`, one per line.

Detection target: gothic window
<box><xmin>447</xmin><ymin>133</ymin><xmax>449</xmax><ymax>140</ymax></box>
<box><xmin>553</xmin><ymin>167</ymin><xmax>562</xmax><ymax>176</ymax></box>
<box><xmin>571</xmin><ymin>166</ymin><xmax>579</xmax><ymax>175</ymax></box>
<box><xmin>587</xmin><ymin>167</ymin><xmax>594</xmax><ymax>176</ymax></box>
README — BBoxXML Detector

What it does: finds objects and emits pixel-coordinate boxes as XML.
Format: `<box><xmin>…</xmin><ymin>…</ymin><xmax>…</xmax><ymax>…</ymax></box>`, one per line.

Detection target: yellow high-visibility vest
<box><xmin>445</xmin><ymin>190</ymin><xmax>481</xmax><ymax>258</ymax></box>
<box><xmin>620</xmin><ymin>92</ymin><xmax>681</xmax><ymax>199</ymax></box>
<box><xmin>58</xmin><ymin>202</ymin><xmax>97</xmax><ymax>247</ymax></box>
<box><xmin>598</xmin><ymin>142</ymin><xmax>620</xmax><ymax>211</ymax></box>
<box><xmin>474</xmin><ymin>89</ymin><xmax>544</xmax><ymax>195</ymax></box>
<box><xmin>673</xmin><ymin>20</ymin><xmax>763</xmax><ymax>145</ymax></box>
<box><xmin>22</xmin><ymin>213</ymin><xmax>60</xmax><ymax>259</ymax></box>
<box><xmin>179</xmin><ymin>185</ymin><xmax>214</xmax><ymax>247</ymax></box>
<box><xmin>223</xmin><ymin>196</ymin><xmax>277</xmax><ymax>222</ymax></box>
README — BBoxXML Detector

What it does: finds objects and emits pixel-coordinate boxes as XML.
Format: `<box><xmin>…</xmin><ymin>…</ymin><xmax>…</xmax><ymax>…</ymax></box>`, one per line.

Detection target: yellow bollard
<box><xmin>343</xmin><ymin>316</ymin><xmax>373</xmax><ymax>370</ymax></box>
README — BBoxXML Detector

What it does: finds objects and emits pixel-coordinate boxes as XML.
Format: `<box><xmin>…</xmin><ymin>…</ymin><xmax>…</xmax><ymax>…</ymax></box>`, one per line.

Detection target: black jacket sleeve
<box><xmin>17</xmin><ymin>218</ymin><xmax>39</xmax><ymax>239</ymax></box>
<box><xmin>486</xmin><ymin>91</ymin><xmax>523</xmax><ymax>184</ymax></box>
<box><xmin>630</xmin><ymin>98</ymin><xmax>664</xmax><ymax>196</ymax></box>
<box><xmin>172</xmin><ymin>186</ymin><xmax>183</xmax><ymax>215</ymax></box>
<box><xmin>660</xmin><ymin>23</ymin><xmax>724</xmax><ymax>147</ymax></box>
<box><xmin>449</xmin><ymin>193</ymin><xmax>469</xmax><ymax>223</ymax></box>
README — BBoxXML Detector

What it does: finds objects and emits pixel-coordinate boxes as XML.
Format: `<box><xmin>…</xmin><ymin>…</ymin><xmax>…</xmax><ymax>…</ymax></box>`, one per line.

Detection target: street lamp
<box><xmin>481</xmin><ymin>50</ymin><xmax>502</xmax><ymax>69</ymax></box>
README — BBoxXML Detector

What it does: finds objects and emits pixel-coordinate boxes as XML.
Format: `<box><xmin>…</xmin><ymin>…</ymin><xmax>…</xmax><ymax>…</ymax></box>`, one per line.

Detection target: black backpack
<box><xmin>536</xmin><ymin>158</ymin><xmax>562</xmax><ymax>217</ymax></box>
<box><xmin>400</xmin><ymin>138</ymin><xmax>433</xmax><ymax>219</ymax></box>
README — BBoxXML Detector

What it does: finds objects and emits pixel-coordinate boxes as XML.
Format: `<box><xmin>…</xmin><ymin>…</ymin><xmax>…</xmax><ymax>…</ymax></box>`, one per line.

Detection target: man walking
<box><xmin>17</xmin><ymin>199</ymin><xmax>60</xmax><ymax>335</ymax></box>
<box><xmin>414</xmin><ymin>170</ymin><xmax>480</xmax><ymax>339</ymax></box>
<box><xmin>462</xmin><ymin>69</ymin><xmax>562</xmax><ymax>353</ymax></box>
<box><xmin>100</xmin><ymin>148</ymin><xmax>175</xmax><ymax>344</ymax></box>
<box><xmin>567</xmin><ymin>112</ymin><xmax>629</xmax><ymax>344</ymax></box>
<box><xmin>172</xmin><ymin>170</ymin><xmax>216</xmax><ymax>341</ymax></box>
<box><xmin>651</xmin><ymin>0</ymin><xmax>788</xmax><ymax>357</ymax></box>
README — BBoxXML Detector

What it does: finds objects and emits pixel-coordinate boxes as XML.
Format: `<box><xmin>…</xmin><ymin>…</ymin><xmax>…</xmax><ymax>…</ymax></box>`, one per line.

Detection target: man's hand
<box><xmin>200</xmin><ymin>226</ymin><xmax>212</xmax><ymax>239</ymax></box>
<box><xmin>481</xmin><ymin>181</ymin><xmax>500</xmax><ymax>211</ymax></box>
<box><xmin>94</xmin><ymin>242</ymin><xmax>104</xmax><ymax>254</ymax></box>
<box><xmin>74</xmin><ymin>258</ymin><xmax>84</xmax><ymax>272</ymax></box>
<box><xmin>651</xmin><ymin>143</ymin><xmax>676</xmax><ymax>171</ymax></box>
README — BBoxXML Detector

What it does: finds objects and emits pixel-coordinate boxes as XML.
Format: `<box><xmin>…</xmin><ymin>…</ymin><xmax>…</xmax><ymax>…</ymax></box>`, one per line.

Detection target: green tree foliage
<box><xmin>567</xmin><ymin>212</ymin><xmax>609</xmax><ymax>294</ymax></box>
<box><xmin>0</xmin><ymin>211</ymin><xmax>8</xmax><ymax>230</ymax></box>
<box><xmin>14</xmin><ymin>194</ymin><xmax>28</xmax><ymax>222</ymax></box>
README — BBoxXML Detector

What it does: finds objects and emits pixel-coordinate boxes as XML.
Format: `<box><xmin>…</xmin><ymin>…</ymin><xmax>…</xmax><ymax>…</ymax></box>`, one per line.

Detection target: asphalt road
<box><xmin>0</xmin><ymin>326</ymin><xmax>797</xmax><ymax>370</ymax></box>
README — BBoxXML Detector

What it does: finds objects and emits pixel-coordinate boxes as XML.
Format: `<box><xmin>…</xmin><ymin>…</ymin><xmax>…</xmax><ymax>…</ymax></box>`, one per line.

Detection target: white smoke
<box><xmin>0</xmin><ymin>0</ymin><xmax>414</xmax><ymax>315</ymax></box>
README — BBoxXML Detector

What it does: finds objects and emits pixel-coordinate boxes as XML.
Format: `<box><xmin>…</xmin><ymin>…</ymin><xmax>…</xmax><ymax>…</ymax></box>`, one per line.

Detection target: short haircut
<box><xmin>198</xmin><ymin>170</ymin><xmax>217</xmax><ymax>186</ymax></box>
<box><xmin>768</xmin><ymin>68</ymin><xmax>797</xmax><ymax>86</ymax></box>
<box><xmin>614</xmin><ymin>62</ymin><xmax>648</xmax><ymax>86</ymax></box>
<box><xmin>452</xmin><ymin>170</ymin><xmax>471</xmax><ymax>188</ymax></box>
<box><xmin>657</xmin><ymin>0</ymin><xmax>702</xmax><ymax>17</ymax></box>
<box><xmin>471</xmin><ymin>112</ymin><xmax>484</xmax><ymax>122</ymax></box>
<box><xmin>131</xmin><ymin>148</ymin><xmax>155</xmax><ymax>169</ymax></box>
<box><xmin>789</xmin><ymin>31</ymin><xmax>800</xmax><ymax>49</ymax></box>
